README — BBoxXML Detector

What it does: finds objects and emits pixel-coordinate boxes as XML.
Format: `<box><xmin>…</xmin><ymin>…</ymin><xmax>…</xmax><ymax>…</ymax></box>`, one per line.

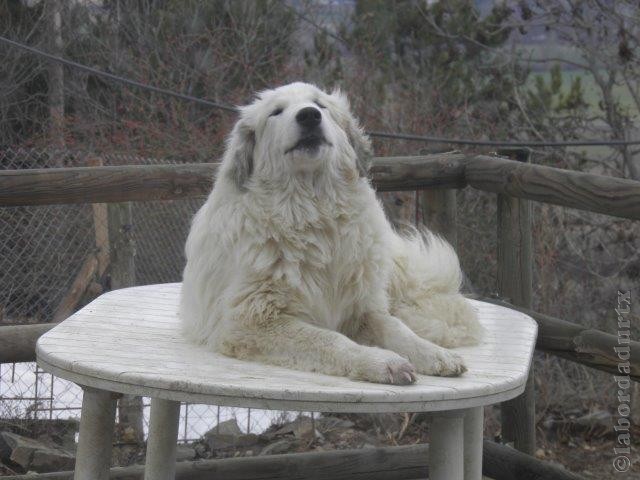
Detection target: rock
<box><xmin>0</xmin><ymin>432</ymin><xmax>74</xmax><ymax>473</ymax></box>
<box><xmin>37</xmin><ymin>433</ymin><xmax>76</xmax><ymax>455</ymax></box>
<box><xmin>203</xmin><ymin>418</ymin><xmax>262</xmax><ymax>451</ymax></box>
<box><xmin>176</xmin><ymin>445</ymin><xmax>196</xmax><ymax>462</ymax></box>
<box><xmin>543</xmin><ymin>410</ymin><xmax>612</xmax><ymax>436</ymax></box>
<box><xmin>274</xmin><ymin>416</ymin><xmax>312</xmax><ymax>437</ymax></box>
<box><xmin>316</xmin><ymin>416</ymin><xmax>355</xmax><ymax>432</ymax></box>
<box><xmin>260</xmin><ymin>439</ymin><xmax>296</xmax><ymax>455</ymax></box>
<box><xmin>194</xmin><ymin>442</ymin><xmax>208</xmax><ymax>458</ymax></box>
<box><xmin>564</xmin><ymin>408</ymin><xmax>583</xmax><ymax>417</ymax></box>
<box><xmin>574</xmin><ymin>410</ymin><xmax>612</xmax><ymax>429</ymax></box>
<box><xmin>34</xmin><ymin>420</ymin><xmax>78</xmax><ymax>453</ymax></box>
<box><xmin>370</xmin><ymin>413</ymin><xmax>402</xmax><ymax>434</ymax></box>
<box><xmin>213</xmin><ymin>418</ymin><xmax>243</xmax><ymax>436</ymax></box>
<box><xmin>0</xmin><ymin>433</ymin><xmax>11</xmax><ymax>462</ymax></box>
<box><xmin>111</xmin><ymin>443</ymin><xmax>140</xmax><ymax>468</ymax></box>
<box><xmin>120</xmin><ymin>426</ymin><xmax>140</xmax><ymax>444</ymax></box>
<box><xmin>324</xmin><ymin>427</ymin><xmax>379</xmax><ymax>449</ymax></box>
<box><xmin>31</xmin><ymin>448</ymin><xmax>76</xmax><ymax>472</ymax></box>
<box><xmin>542</xmin><ymin>416</ymin><xmax>558</xmax><ymax>431</ymax></box>
<box><xmin>272</xmin><ymin>416</ymin><xmax>321</xmax><ymax>440</ymax></box>
<box><xmin>205</xmin><ymin>433</ymin><xmax>260</xmax><ymax>451</ymax></box>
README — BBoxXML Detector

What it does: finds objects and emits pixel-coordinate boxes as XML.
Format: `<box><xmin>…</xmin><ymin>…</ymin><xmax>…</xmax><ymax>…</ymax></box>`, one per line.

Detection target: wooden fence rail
<box><xmin>1</xmin><ymin>154</ymin><xmax>639</xmax><ymax>219</ymax></box>
<box><xmin>0</xmin><ymin>154</ymin><xmax>466</xmax><ymax>206</ymax></box>
<box><xmin>474</xmin><ymin>296</ymin><xmax>640</xmax><ymax>381</ymax></box>
<box><xmin>0</xmin><ymin>323</ymin><xmax>54</xmax><ymax>363</ymax></box>
<box><xmin>464</xmin><ymin>156</ymin><xmax>640</xmax><ymax>219</ymax></box>
<box><xmin>0</xmin><ymin>441</ymin><xmax>584</xmax><ymax>480</ymax></box>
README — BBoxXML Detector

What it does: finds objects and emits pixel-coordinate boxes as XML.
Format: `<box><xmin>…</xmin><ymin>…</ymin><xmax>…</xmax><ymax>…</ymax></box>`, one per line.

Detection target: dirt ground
<box><xmin>2</xmin><ymin>404</ymin><xmax>639</xmax><ymax>478</ymax></box>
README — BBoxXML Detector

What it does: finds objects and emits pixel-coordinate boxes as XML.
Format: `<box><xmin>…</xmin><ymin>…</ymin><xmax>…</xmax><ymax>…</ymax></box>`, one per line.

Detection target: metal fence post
<box><xmin>497</xmin><ymin>148</ymin><xmax>535</xmax><ymax>454</ymax></box>
<box><xmin>107</xmin><ymin>201</ymin><xmax>144</xmax><ymax>443</ymax></box>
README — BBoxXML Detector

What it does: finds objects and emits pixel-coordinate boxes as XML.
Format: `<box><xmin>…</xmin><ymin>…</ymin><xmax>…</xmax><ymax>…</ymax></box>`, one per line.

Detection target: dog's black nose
<box><xmin>296</xmin><ymin>107</ymin><xmax>321</xmax><ymax>129</ymax></box>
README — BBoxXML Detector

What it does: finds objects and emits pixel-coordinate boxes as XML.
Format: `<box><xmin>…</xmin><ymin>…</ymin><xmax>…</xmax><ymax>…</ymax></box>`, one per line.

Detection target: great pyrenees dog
<box><xmin>180</xmin><ymin>82</ymin><xmax>482</xmax><ymax>385</ymax></box>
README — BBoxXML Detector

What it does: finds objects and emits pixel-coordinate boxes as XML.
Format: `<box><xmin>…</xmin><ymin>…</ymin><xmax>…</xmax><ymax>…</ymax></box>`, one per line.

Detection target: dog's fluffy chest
<box><xmin>256</xmin><ymin>188</ymin><xmax>389</xmax><ymax>331</ymax></box>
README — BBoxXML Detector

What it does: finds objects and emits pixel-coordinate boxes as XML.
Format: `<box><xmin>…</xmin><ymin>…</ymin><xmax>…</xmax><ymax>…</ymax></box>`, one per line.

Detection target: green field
<box><xmin>528</xmin><ymin>69</ymin><xmax>638</xmax><ymax>119</ymax></box>
<box><xmin>518</xmin><ymin>43</ymin><xmax>639</xmax><ymax>118</ymax></box>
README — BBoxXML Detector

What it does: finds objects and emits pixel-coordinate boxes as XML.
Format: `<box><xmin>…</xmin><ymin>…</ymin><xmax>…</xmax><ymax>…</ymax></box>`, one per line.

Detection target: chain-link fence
<box><xmin>0</xmin><ymin>147</ymin><xmax>204</xmax><ymax>319</ymax></box>
<box><xmin>0</xmin><ymin>362</ymin><xmax>300</xmax><ymax>441</ymax></box>
<box><xmin>0</xmin><ymin>146</ymin><xmax>301</xmax><ymax>443</ymax></box>
<box><xmin>2</xmin><ymin>145</ymin><xmax>639</xmax><ymax>443</ymax></box>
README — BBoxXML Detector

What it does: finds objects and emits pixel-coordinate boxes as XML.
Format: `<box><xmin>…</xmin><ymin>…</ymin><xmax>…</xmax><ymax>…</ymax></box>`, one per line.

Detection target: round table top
<box><xmin>36</xmin><ymin>283</ymin><xmax>537</xmax><ymax>413</ymax></box>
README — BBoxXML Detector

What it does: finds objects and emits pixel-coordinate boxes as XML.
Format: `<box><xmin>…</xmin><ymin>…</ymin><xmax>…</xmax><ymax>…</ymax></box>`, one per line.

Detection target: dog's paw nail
<box><xmin>414</xmin><ymin>349</ymin><xmax>467</xmax><ymax>377</ymax></box>
<box><xmin>438</xmin><ymin>352</ymin><xmax>467</xmax><ymax>377</ymax></box>
<box><xmin>385</xmin><ymin>359</ymin><xmax>416</xmax><ymax>385</ymax></box>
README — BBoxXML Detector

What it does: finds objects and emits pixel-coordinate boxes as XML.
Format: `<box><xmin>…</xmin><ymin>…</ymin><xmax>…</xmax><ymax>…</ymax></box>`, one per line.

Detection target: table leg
<box><xmin>144</xmin><ymin>398</ymin><xmax>181</xmax><ymax>480</ymax></box>
<box><xmin>464</xmin><ymin>407</ymin><xmax>484</xmax><ymax>480</ymax></box>
<box><xmin>430</xmin><ymin>412</ymin><xmax>464</xmax><ymax>480</ymax></box>
<box><xmin>74</xmin><ymin>389</ymin><xmax>117</xmax><ymax>480</ymax></box>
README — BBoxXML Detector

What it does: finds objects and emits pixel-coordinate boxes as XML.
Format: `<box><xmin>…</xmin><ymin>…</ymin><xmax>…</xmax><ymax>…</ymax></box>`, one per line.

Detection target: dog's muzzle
<box><xmin>285</xmin><ymin>133</ymin><xmax>330</xmax><ymax>154</ymax></box>
<box><xmin>286</xmin><ymin>106</ymin><xmax>331</xmax><ymax>154</ymax></box>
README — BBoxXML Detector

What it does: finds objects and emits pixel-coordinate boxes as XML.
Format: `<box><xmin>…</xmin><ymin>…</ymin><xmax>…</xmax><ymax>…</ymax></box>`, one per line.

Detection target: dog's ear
<box><xmin>225</xmin><ymin>120</ymin><xmax>255</xmax><ymax>191</ymax></box>
<box><xmin>330</xmin><ymin>89</ymin><xmax>373</xmax><ymax>177</ymax></box>
<box><xmin>346</xmin><ymin>116</ymin><xmax>373</xmax><ymax>178</ymax></box>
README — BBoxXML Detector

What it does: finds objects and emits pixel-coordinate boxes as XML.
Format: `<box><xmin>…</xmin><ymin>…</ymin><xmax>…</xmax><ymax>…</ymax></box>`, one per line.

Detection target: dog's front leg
<box><xmin>348</xmin><ymin>312</ymin><xmax>467</xmax><ymax>377</ymax></box>
<box><xmin>217</xmin><ymin>292</ymin><xmax>417</xmax><ymax>385</ymax></box>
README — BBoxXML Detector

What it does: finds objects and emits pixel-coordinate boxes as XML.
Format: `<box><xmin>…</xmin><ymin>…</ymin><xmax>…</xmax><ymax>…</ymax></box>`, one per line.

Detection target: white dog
<box><xmin>180</xmin><ymin>82</ymin><xmax>482</xmax><ymax>385</ymax></box>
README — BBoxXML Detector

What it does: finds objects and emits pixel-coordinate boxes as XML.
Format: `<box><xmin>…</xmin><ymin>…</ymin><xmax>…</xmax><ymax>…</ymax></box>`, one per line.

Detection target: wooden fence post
<box><xmin>419</xmin><ymin>190</ymin><xmax>457</xmax><ymax>248</ymax></box>
<box><xmin>90</xmin><ymin>157</ymin><xmax>110</xmax><ymax>278</ymax></box>
<box><xmin>51</xmin><ymin>157</ymin><xmax>109</xmax><ymax>322</ymax></box>
<box><xmin>497</xmin><ymin>148</ymin><xmax>535</xmax><ymax>454</ymax></box>
<box><xmin>108</xmin><ymin>202</ymin><xmax>135</xmax><ymax>290</ymax></box>
<box><xmin>107</xmin><ymin>202</ymin><xmax>144</xmax><ymax>444</ymax></box>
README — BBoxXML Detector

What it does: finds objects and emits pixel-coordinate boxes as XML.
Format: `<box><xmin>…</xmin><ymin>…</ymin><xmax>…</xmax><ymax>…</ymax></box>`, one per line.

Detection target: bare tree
<box><xmin>47</xmin><ymin>0</ymin><xmax>65</xmax><ymax>150</ymax></box>
<box><xmin>528</xmin><ymin>0</ymin><xmax>640</xmax><ymax>180</ymax></box>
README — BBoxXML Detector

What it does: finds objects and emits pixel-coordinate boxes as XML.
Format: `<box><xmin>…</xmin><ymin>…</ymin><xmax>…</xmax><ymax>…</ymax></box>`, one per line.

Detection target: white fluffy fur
<box><xmin>180</xmin><ymin>82</ymin><xmax>482</xmax><ymax>385</ymax></box>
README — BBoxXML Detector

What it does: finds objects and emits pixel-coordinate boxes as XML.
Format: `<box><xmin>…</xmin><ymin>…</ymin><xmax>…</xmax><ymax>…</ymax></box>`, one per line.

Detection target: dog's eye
<box><xmin>270</xmin><ymin>107</ymin><xmax>283</xmax><ymax>117</ymax></box>
<box><xmin>314</xmin><ymin>101</ymin><xmax>327</xmax><ymax>109</ymax></box>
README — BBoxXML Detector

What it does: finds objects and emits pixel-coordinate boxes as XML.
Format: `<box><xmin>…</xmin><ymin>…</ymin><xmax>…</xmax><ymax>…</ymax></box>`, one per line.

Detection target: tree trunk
<box><xmin>48</xmin><ymin>0</ymin><xmax>65</xmax><ymax>150</ymax></box>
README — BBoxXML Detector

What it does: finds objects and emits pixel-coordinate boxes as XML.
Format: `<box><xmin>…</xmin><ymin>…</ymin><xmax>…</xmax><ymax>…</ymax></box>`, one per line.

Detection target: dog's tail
<box><xmin>389</xmin><ymin>226</ymin><xmax>484</xmax><ymax>347</ymax></box>
<box><xmin>389</xmin><ymin>226</ymin><xmax>463</xmax><ymax>300</ymax></box>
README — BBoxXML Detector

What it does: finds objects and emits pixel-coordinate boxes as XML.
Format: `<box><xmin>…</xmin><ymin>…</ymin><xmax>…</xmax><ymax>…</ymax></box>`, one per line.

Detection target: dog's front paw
<box><xmin>383</xmin><ymin>356</ymin><xmax>417</xmax><ymax>385</ymax></box>
<box><xmin>351</xmin><ymin>348</ymin><xmax>417</xmax><ymax>385</ymax></box>
<box><xmin>412</xmin><ymin>347</ymin><xmax>467</xmax><ymax>377</ymax></box>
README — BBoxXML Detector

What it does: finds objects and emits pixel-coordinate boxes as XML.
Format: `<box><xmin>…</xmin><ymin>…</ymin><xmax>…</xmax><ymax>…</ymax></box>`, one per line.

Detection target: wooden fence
<box><xmin>1</xmin><ymin>151</ymin><xmax>639</xmax><ymax>480</ymax></box>
<box><xmin>1</xmin><ymin>153</ymin><xmax>638</xmax><ymax>218</ymax></box>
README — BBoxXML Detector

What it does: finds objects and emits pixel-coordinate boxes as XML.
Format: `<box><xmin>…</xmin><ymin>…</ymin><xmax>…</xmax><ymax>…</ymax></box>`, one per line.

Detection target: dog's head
<box><xmin>221</xmin><ymin>82</ymin><xmax>372</xmax><ymax>191</ymax></box>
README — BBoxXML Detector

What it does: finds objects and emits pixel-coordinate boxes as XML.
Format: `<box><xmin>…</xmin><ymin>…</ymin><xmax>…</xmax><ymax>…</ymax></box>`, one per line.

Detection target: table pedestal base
<box><xmin>144</xmin><ymin>398</ymin><xmax>181</xmax><ymax>480</ymax></box>
<box><xmin>74</xmin><ymin>389</ymin><xmax>116</xmax><ymax>480</ymax></box>
<box><xmin>429</xmin><ymin>406</ymin><xmax>484</xmax><ymax>480</ymax></box>
<box><xmin>464</xmin><ymin>406</ymin><xmax>484</xmax><ymax>479</ymax></box>
<box><xmin>72</xmin><ymin>395</ymin><xmax>485</xmax><ymax>480</ymax></box>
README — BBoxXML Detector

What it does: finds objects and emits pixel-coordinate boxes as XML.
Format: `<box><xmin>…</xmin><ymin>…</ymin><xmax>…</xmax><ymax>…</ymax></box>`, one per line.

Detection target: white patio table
<box><xmin>36</xmin><ymin>283</ymin><xmax>537</xmax><ymax>480</ymax></box>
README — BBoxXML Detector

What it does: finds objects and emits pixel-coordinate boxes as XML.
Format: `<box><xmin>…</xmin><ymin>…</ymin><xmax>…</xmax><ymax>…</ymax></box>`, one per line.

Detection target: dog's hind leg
<box><xmin>344</xmin><ymin>311</ymin><xmax>467</xmax><ymax>377</ymax></box>
<box><xmin>392</xmin><ymin>293</ymin><xmax>483</xmax><ymax>348</ymax></box>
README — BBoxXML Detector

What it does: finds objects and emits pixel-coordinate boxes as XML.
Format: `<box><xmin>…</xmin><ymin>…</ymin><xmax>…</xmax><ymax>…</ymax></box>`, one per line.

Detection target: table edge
<box><xmin>36</xmin><ymin>354</ymin><xmax>529</xmax><ymax>413</ymax></box>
